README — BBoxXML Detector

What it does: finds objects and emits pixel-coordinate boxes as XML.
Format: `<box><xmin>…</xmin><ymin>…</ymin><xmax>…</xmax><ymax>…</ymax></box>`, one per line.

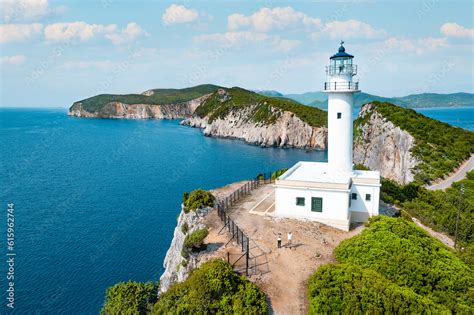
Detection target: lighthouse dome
<box><xmin>330</xmin><ymin>42</ymin><xmax>354</xmax><ymax>59</ymax></box>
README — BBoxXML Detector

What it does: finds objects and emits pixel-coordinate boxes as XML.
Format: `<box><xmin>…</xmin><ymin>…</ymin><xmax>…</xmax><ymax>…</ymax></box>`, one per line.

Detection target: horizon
<box><xmin>1</xmin><ymin>0</ymin><xmax>473</xmax><ymax>107</ymax></box>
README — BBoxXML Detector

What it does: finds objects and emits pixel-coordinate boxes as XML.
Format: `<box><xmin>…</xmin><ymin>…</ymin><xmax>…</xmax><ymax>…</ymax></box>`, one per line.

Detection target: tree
<box><xmin>101</xmin><ymin>281</ymin><xmax>156</xmax><ymax>315</ymax></box>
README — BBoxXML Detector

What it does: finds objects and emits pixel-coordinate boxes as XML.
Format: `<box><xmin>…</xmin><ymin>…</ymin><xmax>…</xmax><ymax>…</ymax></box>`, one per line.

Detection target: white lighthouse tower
<box><xmin>274</xmin><ymin>42</ymin><xmax>381</xmax><ymax>231</ymax></box>
<box><xmin>325</xmin><ymin>41</ymin><xmax>359</xmax><ymax>174</ymax></box>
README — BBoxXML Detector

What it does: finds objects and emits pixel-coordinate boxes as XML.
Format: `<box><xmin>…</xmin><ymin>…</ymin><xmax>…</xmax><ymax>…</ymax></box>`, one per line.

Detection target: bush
<box><xmin>308</xmin><ymin>264</ymin><xmax>446</xmax><ymax>314</ymax></box>
<box><xmin>271</xmin><ymin>168</ymin><xmax>288</xmax><ymax>180</ymax></box>
<box><xmin>101</xmin><ymin>281</ymin><xmax>156</xmax><ymax>315</ymax></box>
<box><xmin>153</xmin><ymin>259</ymin><xmax>267</xmax><ymax>314</ymax></box>
<box><xmin>183</xmin><ymin>189</ymin><xmax>215</xmax><ymax>213</ymax></box>
<box><xmin>334</xmin><ymin>216</ymin><xmax>473</xmax><ymax>312</ymax></box>
<box><xmin>183</xmin><ymin>228</ymin><xmax>209</xmax><ymax>251</ymax></box>
<box><xmin>181</xmin><ymin>222</ymin><xmax>189</xmax><ymax>235</ymax></box>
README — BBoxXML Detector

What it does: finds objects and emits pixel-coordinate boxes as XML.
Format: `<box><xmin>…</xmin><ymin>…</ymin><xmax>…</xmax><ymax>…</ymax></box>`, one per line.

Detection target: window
<box><xmin>366</xmin><ymin>194</ymin><xmax>371</xmax><ymax>201</ymax></box>
<box><xmin>337</xmin><ymin>112</ymin><xmax>342</xmax><ymax>119</ymax></box>
<box><xmin>351</xmin><ymin>193</ymin><xmax>357</xmax><ymax>200</ymax></box>
<box><xmin>311</xmin><ymin>197</ymin><xmax>323</xmax><ymax>212</ymax></box>
<box><xmin>296</xmin><ymin>197</ymin><xmax>305</xmax><ymax>206</ymax></box>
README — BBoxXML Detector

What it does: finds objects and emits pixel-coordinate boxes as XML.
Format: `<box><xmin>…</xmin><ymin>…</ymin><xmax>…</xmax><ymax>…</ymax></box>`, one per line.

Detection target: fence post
<box><xmin>245</xmin><ymin>238</ymin><xmax>249</xmax><ymax>276</ymax></box>
<box><xmin>227</xmin><ymin>251</ymin><xmax>230</xmax><ymax>263</ymax></box>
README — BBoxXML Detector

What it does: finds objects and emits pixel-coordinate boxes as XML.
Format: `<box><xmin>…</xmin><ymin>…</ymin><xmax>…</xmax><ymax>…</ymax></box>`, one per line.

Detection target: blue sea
<box><xmin>0</xmin><ymin>106</ymin><xmax>471</xmax><ymax>314</ymax></box>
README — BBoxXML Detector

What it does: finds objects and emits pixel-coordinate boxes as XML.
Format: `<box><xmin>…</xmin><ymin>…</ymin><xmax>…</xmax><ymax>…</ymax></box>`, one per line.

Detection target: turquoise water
<box><xmin>416</xmin><ymin>107</ymin><xmax>473</xmax><ymax>130</ymax></box>
<box><xmin>0</xmin><ymin>106</ymin><xmax>471</xmax><ymax>314</ymax></box>
<box><xmin>0</xmin><ymin>108</ymin><xmax>326</xmax><ymax>314</ymax></box>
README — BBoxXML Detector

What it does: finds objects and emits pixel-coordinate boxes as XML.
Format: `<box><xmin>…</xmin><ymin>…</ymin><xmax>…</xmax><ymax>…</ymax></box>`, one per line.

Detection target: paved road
<box><xmin>428</xmin><ymin>154</ymin><xmax>474</xmax><ymax>190</ymax></box>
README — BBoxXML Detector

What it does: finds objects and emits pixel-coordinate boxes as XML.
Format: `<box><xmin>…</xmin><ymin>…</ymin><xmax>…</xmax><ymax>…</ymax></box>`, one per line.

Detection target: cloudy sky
<box><xmin>0</xmin><ymin>0</ymin><xmax>473</xmax><ymax>107</ymax></box>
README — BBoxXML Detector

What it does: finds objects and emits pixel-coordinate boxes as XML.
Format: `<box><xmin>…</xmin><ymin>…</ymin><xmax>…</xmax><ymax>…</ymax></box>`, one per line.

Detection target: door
<box><xmin>311</xmin><ymin>197</ymin><xmax>323</xmax><ymax>212</ymax></box>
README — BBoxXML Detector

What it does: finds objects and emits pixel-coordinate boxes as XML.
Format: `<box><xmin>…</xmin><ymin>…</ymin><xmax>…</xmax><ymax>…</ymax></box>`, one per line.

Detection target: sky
<box><xmin>0</xmin><ymin>0</ymin><xmax>473</xmax><ymax>107</ymax></box>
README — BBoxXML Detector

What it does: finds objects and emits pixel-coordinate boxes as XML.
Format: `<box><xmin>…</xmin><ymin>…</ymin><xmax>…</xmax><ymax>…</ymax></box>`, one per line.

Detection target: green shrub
<box><xmin>380</xmin><ymin>178</ymin><xmax>420</xmax><ymax>204</ymax></box>
<box><xmin>181</xmin><ymin>222</ymin><xmax>189</xmax><ymax>235</ymax></box>
<box><xmin>101</xmin><ymin>281</ymin><xmax>156</xmax><ymax>315</ymax></box>
<box><xmin>183</xmin><ymin>189</ymin><xmax>215</xmax><ymax>213</ymax></box>
<box><xmin>271</xmin><ymin>168</ymin><xmax>288</xmax><ymax>180</ymax></box>
<box><xmin>183</xmin><ymin>228</ymin><xmax>209</xmax><ymax>251</ymax></box>
<box><xmin>308</xmin><ymin>264</ymin><xmax>447</xmax><ymax>314</ymax></box>
<box><xmin>334</xmin><ymin>216</ymin><xmax>473</xmax><ymax>312</ymax></box>
<box><xmin>153</xmin><ymin>259</ymin><xmax>267</xmax><ymax>314</ymax></box>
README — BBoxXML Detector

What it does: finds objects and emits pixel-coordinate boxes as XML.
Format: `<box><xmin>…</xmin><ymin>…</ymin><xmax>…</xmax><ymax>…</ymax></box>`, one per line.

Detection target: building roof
<box><xmin>330</xmin><ymin>42</ymin><xmax>354</xmax><ymax>59</ymax></box>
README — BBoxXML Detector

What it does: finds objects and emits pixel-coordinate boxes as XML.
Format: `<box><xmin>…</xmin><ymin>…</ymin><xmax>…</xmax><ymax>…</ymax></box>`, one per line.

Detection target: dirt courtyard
<box><xmin>205</xmin><ymin>181</ymin><xmax>363</xmax><ymax>315</ymax></box>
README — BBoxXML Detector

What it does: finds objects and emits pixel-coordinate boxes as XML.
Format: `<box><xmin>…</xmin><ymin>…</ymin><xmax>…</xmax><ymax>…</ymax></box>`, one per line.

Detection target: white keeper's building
<box><xmin>274</xmin><ymin>42</ymin><xmax>381</xmax><ymax>231</ymax></box>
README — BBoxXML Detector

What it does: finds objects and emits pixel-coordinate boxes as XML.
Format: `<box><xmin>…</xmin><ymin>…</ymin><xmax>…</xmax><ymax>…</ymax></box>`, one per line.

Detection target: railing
<box><xmin>324</xmin><ymin>81</ymin><xmax>359</xmax><ymax>91</ymax></box>
<box><xmin>326</xmin><ymin>64</ymin><xmax>357</xmax><ymax>76</ymax></box>
<box><xmin>216</xmin><ymin>173</ymin><xmax>274</xmax><ymax>275</ymax></box>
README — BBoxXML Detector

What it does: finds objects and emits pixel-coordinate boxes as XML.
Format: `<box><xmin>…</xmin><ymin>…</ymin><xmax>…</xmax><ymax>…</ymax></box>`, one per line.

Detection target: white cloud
<box><xmin>105</xmin><ymin>22</ymin><xmax>148</xmax><ymax>45</ymax></box>
<box><xmin>273</xmin><ymin>38</ymin><xmax>301</xmax><ymax>52</ymax></box>
<box><xmin>384</xmin><ymin>37</ymin><xmax>449</xmax><ymax>54</ymax></box>
<box><xmin>440</xmin><ymin>22</ymin><xmax>474</xmax><ymax>39</ymax></box>
<box><xmin>44</xmin><ymin>22</ymin><xmax>117</xmax><ymax>42</ymax></box>
<box><xmin>0</xmin><ymin>23</ymin><xmax>43</xmax><ymax>43</ymax></box>
<box><xmin>60</xmin><ymin>60</ymin><xmax>115</xmax><ymax>70</ymax></box>
<box><xmin>0</xmin><ymin>54</ymin><xmax>26</xmax><ymax>65</ymax></box>
<box><xmin>1</xmin><ymin>0</ymin><xmax>65</xmax><ymax>22</ymax></box>
<box><xmin>162</xmin><ymin>4</ymin><xmax>198</xmax><ymax>25</ymax></box>
<box><xmin>228</xmin><ymin>7</ymin><xmax>320</xmax><ymax>32</ymax></box>
<box><xmin>314</xmin><ymin>20</ymin><xmax>387</xmax><ymax>40</ymax></box>
<box><xmin>43</xmin><ymin>21</ymin><xmax>147</xmax><ymax>44</ymax></box>
<box><xmin>194</xmin><ymin>31</ymin><xmax>300</xmax><ymax>52</ymax></box>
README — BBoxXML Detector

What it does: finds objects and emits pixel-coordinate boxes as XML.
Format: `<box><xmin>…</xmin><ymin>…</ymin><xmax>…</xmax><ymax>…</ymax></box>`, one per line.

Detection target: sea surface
<box><xmin>0</xmin><ymin>106</ymin><xmax>471</xmax><ymax>314</ymax></box>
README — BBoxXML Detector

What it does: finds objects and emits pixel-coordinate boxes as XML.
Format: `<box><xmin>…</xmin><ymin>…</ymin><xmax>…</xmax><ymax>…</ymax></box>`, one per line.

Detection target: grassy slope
<box><xmin>195</xmin><ymin>87</ymin><xmax>327</xmax><ymax>127</ymax></box>
<box><xmin>77</xmin><ymin>84</ymin><xmax>221</xmax><ymax>112</ymax></box>
<box><xmin>308</xmin><ymin>216</ymin><xmax>473</xmax><ymax>313</ymax></box>
<box><xmin>355</xmin><ymin>101</ymin><xmax>474</xmax><ymax>183</ymax></box>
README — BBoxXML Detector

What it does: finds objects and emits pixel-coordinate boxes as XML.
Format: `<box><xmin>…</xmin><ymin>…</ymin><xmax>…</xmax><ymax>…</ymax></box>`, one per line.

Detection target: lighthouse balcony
<box><xmin>326</xmin><ymin>64</ymin><xmax>357</xmax><ymax>76</ymax></box>
<box><xmin>323</xmin><ymin>81</ymin><xmax>359</xmax><ymax>92</ymax></box>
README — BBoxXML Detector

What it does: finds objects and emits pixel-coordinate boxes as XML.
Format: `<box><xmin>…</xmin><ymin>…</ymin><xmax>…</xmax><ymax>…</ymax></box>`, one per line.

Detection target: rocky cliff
<box><xmin>68</xmin><ymin>94</ymin><xmax>211</xmax><ymax>119</ymax></box>
<box><xmin>182</xmin><ymin>88</ymin><xmax>328</xmax><ymax>149</ymax></box>
<box><xmin>182</xmin><ymin>110</ymin><xmax>327</xmax><ymax>149</ymax></box>
<box><xmin>159</xmin><ymin>205</ymin><xmax>214</xmax><ymax>293</ymax></box>
<box><xmin>354</xmin><ymin>103</ymin><xmax>421</xmax><ymax>184</ymax></box>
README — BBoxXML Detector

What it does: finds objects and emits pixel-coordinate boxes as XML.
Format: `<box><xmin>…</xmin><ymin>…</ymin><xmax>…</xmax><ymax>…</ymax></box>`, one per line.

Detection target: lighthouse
<box><xmin>274</xmin><ymin>42</ymin><xmax>381</xmax><ymax>231</ymax></box>
<box><xmin>324</xmin><ymin>41</ymin><xmax>359</xmax><ymax>174</ymax></box>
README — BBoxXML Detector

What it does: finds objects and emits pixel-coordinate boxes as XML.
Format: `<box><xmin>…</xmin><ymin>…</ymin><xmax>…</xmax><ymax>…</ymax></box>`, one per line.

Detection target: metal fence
<box><xmin>215</xmin><ymin>173</ymin><xmax>274</xmax><ymax>275</ymax></box>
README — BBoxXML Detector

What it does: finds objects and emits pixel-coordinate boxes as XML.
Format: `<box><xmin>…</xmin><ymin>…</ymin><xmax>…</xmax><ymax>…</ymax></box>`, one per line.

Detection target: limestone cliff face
<box><xmin>68</xmin><ymin>94</ymin><xmax>211</xmax><ymax>119</ymax></box>
<box><xmin>181</xmin><ymin>108</ymin><xmax>328</xmax><ymax>150</ymax></box>
<box><xmin>354</xmin><ymin>103</ymin><xmax>421</xmax><ymax>184</ymax></box>
<box><xmin>159</xmin><ymin>205</ymin><xmax>213</xmax><ymax>293</ymax></box>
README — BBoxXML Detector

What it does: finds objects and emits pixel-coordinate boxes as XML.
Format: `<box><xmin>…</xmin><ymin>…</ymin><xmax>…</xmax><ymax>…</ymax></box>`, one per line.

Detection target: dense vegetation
<box><xmin>101</xmin><ymin>281</ymin><xmax>157</xmax><ymax>315</ymax></box>
<box><xmin>308</xmin><ymin>216</ymin><xmax>473</xmax><ymax>313</ymax></box>
<box><xmin>183</xmin><ymin>228</ymin><xmax>208</xmax><ymax>251</ymax></box>
<box><xmin>356</xmin><ymin>101</ymin><xmax>474</xmax><ymax>183</ymax></box>
<box><xmin>195</xmin><ymin>87</ymin><xmax>327</xmax><ymax>127</ymax></box>
<box><xmin>77</xmin><ymin>84</ymin><xmax>221</xmax><ymax>112</ymax></box>
<box><xmin>153</xmin><ymin>259</ymin><xmax>267</xmax><ymax>314</ymax></box>
<box><xmin>182</xmin><ymin>189</ymin><xmax>215</xmax><ymax>213</ymax></box>
<box><xmin>381</xmin><ymin>171</ymin><xmax>473</xmax><ymax>262</ymax></box>
<box><xmin>308</xmin><ymin>264</ymin><xmax>446</xmax><ymax>313</ymax></box>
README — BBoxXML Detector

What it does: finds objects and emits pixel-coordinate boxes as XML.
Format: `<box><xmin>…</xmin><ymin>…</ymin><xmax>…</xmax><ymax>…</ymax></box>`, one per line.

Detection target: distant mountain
<box><xmin>255</xmin><ymin>90</ymin><xmax>473</xmax><ymax>109</ymax></box>
<box><xmin>252</xmin><ymin>90</ymin><xmax>284</xmax><ymax>97</ymax></box>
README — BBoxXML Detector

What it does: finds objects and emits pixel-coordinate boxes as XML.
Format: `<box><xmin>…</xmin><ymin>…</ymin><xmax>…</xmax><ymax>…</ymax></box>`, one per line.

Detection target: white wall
<box><xmin>328</xmin><ymin>92</ymin><xmax>354</xmax><ymax>173</ymax></box>
<box><xmin>274</xmin><ymin>185</ymin><xmax>350</xmax><ymax>231</ymax></box>
<box><xmin>349</xmin><ymin>183</ymin><xmax>380</xmax><ymax>222</ymax></box>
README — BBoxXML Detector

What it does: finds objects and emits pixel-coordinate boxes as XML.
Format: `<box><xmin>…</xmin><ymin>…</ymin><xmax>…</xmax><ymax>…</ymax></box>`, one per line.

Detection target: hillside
<box><xmin>77</xmin><ymin>84</ymin><xmax>220</xmax><ymax>113</ymax></box>
<box><xmin>267</xmin><ymin>90</ymin><xmax>474</xmax><ymax>109</ymax></box>
<box><xmin>308</xmin><ymin>216</ymin><xmax>473</xmax><ymax>313</ymax></box>
<box><xmin>354</xmin><ymin>101</ymin><xmax>474</xmax><ymax>184</ymax></box>
<box><xmin>182</xmin><ymin>87</ymin><xmax>328</xmax><ymax>149</ymax></box>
